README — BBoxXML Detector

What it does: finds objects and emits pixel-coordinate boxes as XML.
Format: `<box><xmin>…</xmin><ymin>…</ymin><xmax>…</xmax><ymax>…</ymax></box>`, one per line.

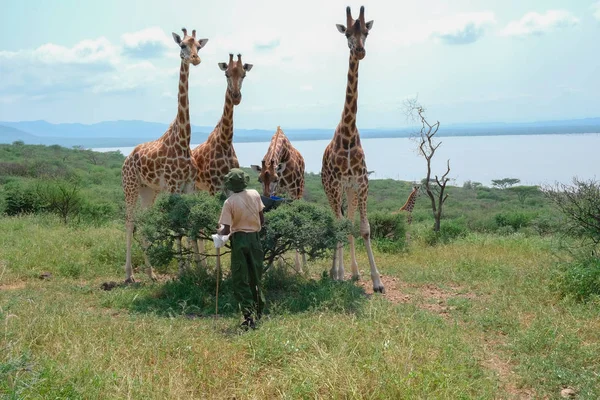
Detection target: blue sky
<box><xmin>0</xmin><ymin>0</ymin><xmax>598</xmax><ymax>129</ymax></box>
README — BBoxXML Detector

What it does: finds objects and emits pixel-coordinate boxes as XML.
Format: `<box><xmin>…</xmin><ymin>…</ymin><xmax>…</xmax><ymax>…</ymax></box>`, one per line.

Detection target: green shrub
<box><xmin>422</xmin><ymin>221</ymin><xmax>468</xmax><ymax>246</ymax></box>
<box><xmin>367</xmin><ymin>211</ymin><xmax>407</xmax><ymax>253</ymax></box>
<box><xmin>261</xmin><ymin>200</ymin><xmax>352</xmax><ymax>266</ymax></box>
<box><xmin>2</xmin><ymin>180</ymin><xmax>42</xmax><ymax>216</ymax></box>
<box><xmin>368</xmin><ymin>211</ymin><xmax>406</xmax><ymax>241</ymax></box>
<box><xmin>494</xmin><ymin>211</ymin><xmax>535</xmax><ymax>231</ymax></box>
<box><xmin>554</xmin><ymin>256</ymin><xmax>600</xmax><ymax>302</ymax></box>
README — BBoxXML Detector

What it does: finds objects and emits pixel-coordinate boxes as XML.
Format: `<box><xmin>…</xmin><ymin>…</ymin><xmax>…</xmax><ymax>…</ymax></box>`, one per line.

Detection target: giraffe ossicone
<box><xmin>121</xmin><ymin>27</ymin><xmax>208</xmax><ymax>284</ymax></box>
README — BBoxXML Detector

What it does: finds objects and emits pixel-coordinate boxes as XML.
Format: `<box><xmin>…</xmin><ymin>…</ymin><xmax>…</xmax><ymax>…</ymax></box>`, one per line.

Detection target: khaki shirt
<box><xmin>219</xmin><ymin>189</ymin><xmax>265</xmax><ymax>233</ymax></box>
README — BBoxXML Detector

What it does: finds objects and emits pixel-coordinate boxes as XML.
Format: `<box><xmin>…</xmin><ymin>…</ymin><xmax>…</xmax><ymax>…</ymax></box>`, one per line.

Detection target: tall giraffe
<box><xmin>192</xmin><ymin>54</ymin><xmax>253</xmax><ymax>195</ymax></box>
<box><xmin>393</xmin><ymin>185</ymin><xmax>420</xmax><ymax>225</ymax></box>
<box><xmin>121</xmin><ymin>28</ymin><xmax>208</xmax><ymax>283</ymax></box>
<box><xmin>251</xmin><ymin>126</ymin><xmax>306</xmax><ymax>271</ymax></box>
<box><xmin>321</xmin><ymin>6</ymin><xmax>385</xmax><ymax>293</ymax></box>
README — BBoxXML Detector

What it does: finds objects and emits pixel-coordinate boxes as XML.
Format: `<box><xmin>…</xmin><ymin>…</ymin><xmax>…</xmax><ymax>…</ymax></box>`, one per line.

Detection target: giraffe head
<box><xmin>172</xmin><ymin>28</ymin><xmax>208</xmax><ymax>66</ymax></box>
<box><xmin>218</xmin><ymin>53</ymin><xmax>253</xmax><ymax>105</ymax></box>
<box><xmin>251</xmin><ymin>160</ymin><xmax>286</xmax><ymax>197</ymax></box>
<box><xmin>336</xmin><ymin>6</ymin><xmax>373</xmax><ymax>60</ymax></box>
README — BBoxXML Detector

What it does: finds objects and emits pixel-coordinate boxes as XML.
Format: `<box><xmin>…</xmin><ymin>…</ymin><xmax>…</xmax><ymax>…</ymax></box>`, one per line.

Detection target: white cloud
<box><xmin>430</xmin><ymin>12</ymin><xmax>497</xmax><ymax>45</ymax></box>
<box><xmin>300</xmin><ymin>85</ymin><xmax>313</xmax><ymax>92</ymax></box>
<box><xmin>501</xmin><ymin>10</ymin><xmax>580</xmax><ymax>37</ymax></box>
<box><xmin>0</xmin><ymin>37</ymin><xmax>118</xmax><ymax>66</ymax></box>
<box><xmin>121</xmin><ymin>27</ymin><xmax>173</xmax><ymax>58</ymax></box>
<box><xmin>593</xmin><ymin>2</ymin><xmax>600</xmax><ymax>21</ymax></box>
<box><xmin>0</xmin><ymin>28</ymin><xmax>183</xmax><ymax>98</ymax></box>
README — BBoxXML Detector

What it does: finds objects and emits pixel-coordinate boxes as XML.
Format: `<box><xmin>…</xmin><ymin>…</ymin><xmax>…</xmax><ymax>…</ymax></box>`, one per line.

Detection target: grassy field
<box><xmin>2</xmin><ymin>216</ymin><xmax>599</xmax><ymax>399</ymax></box>
<box><xmin>1</xmin><ymin>144</ymin><xmax>599</xmax><ymax>399</ymax></box>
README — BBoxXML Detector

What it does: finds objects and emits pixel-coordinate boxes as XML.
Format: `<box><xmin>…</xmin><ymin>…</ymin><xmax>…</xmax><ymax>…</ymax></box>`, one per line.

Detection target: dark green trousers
<box><xmin>230</xmin><ymin>231</ymin><xmax>265</xmax><ymax>318</ymax></box>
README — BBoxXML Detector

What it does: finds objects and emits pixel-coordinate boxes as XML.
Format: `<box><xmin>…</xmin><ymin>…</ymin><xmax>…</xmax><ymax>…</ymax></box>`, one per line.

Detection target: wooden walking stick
<box><xmin>215</xmin><ymin>246</ymin><xmax>220</xmax><ymax>318</ymax></box>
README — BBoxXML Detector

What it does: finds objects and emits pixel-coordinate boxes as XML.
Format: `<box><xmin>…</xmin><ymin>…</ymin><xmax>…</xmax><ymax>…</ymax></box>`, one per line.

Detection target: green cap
<box><xmin>224</xmin><ymin>168</ymin><xmax>249</xmax><ymax>193</ymax></box>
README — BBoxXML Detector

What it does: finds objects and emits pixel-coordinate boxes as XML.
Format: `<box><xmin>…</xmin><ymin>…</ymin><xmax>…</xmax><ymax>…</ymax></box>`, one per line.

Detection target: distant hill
<box><xmin>1</xmin><ymin>117</ymin><xmax>599</xmax><ymax>148</ymax></box>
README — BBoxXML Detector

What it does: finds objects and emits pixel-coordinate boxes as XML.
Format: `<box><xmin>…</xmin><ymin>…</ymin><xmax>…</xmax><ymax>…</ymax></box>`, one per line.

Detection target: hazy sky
<box><xmin>1</xmin><ymin>0</ymin><xmax>598</xmax><ymax>129</ymax></box>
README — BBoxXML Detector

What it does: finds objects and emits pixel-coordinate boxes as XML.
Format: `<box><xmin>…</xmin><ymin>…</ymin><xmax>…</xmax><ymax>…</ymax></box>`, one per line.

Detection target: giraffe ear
<box><xmin>276</xmin><ymin>162</ymin><xmax>287</xmax><ymax>174</ymax></box>
<box><xmin>197</xmin><ymin>38</ymin><xmax>208</xmax><ymax>49</ymax></box>
<box><xmin>172</xmin><ymin>32</ymin><xmax>182</xmax><ymax>45</ymax></box>
<box><xmin>250</xmin><ymin>164</ymin><xmax>261</xmax><ymax>173</ymax></box>
<box><xmin>365</xmin><ymin>20</ymin><xmax>374</xmax><ymax>30</ymax></box>
<box><xmin>336</xmin><ymin>24</ymin><xmax>347</xmax><ymax>34</ymax></box>
<box><xmin>243</xmin><ymin>63</ymin><xmax>253</xmax><ymax>72</ymax></box>
<box><xmin>218</xmin><ymin>63</ymin><xmax>228</xmax><ymax>71</ymax></box>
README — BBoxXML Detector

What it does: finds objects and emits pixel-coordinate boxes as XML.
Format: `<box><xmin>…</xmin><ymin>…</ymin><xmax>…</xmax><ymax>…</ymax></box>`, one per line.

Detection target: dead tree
<box><xmin>404</xmin><ymin>99</ymin><xmax>450</xmax><ymax>232</ymax></box>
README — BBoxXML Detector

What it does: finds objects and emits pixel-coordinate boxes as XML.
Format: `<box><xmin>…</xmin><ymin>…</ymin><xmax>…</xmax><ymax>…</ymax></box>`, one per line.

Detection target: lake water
<box><xmin>94</xmin><ymin>133</ymin><xmax>600</xmax><ymax>187</ymax></box>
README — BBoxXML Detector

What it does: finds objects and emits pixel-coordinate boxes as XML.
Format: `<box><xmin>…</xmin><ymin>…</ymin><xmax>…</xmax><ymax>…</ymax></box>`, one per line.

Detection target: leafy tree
<box><xmin>260</xmin><ymin>200</ymin><xmax>352</xmax><ymax>269</ymax></box>
<box><xmin>137</xmin><ymin>194</ymin><xmax>351</xmax><ymax>276</ymax></box>
<box><xmin>509</xmin><ymin>185</ymin><xmax>540</xmax><ymax>205</ymax></box>
<box><xmin>492</xmin><ymin>178</ymin><xmax>520</xmax><ymax>189</ymax></box>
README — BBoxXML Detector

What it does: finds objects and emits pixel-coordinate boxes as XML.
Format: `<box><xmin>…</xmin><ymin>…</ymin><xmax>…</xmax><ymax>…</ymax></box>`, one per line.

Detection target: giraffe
<box><xmin>392</xmin><ymin>185</ymin><xmax>420</xmax><ymax>225</ymax></box>
<box><xmin>251</xmin><ymin>126</ymin><xmax>306</xmax><ymax>271</ymax></box>
<box><xmin>190</xmin><ymin>54</ymin><xmax>252</xmax><ymax>266</ymax></box>
<box><xmin>321</xmin><ymin>6</ymin><xmax>385</xmax><ymax>293</ymax></box>
<box><xmin>192</xmin><ymin>53</ymin><xmax>253</xmax><ymax>195</ymax></box>
<box><xmin>121</xmin><ymin>28</ymin><xmax>208</xmax><ymax>283</ymax></box>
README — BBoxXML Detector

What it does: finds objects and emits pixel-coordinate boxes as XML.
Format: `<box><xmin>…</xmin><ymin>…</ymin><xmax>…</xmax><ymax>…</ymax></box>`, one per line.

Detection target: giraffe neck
<box><xmin>169</xmin><ymin>60</ymin><xmax>191</xmax><ymax>148</ymax></box>
<box><xmin>340</xmin><ymin>52</ymin><xmax>360</xmax><ymax>131</ymax></box>
<box><xmin>265</xmin><ymin>128</ymin><xmax>290</xmax><ymax>165</ymax></box>
<box><xmin>400</xmin><ymin>191</ymin><xmax>418</xmax><ymax>212</ymax></box>
<box><xmin>213</xmin><ymin>89</ymin><xmax>235</xmax><ymax>146</ymax></box>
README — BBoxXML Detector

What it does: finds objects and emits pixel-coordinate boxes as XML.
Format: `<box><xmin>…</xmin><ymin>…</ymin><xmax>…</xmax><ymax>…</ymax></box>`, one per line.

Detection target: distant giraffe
<box><xmin>251</xmin><ymin>126</ymin><xmax>306</xmax><ymax>271</ymax></box>
<box><xmin>121</xmin><ymin>28</ymin><xmax>208</xmax><ymax>283</ymax></box>
<box><xmin>320</xmin><ymin>6</ymin><xmax>384</xmax><ymax>293</ymax></box>
<box><xmin>393</xmin><ymin>185</ymin><xmax>420</xmax><ymax>225</ymax></box>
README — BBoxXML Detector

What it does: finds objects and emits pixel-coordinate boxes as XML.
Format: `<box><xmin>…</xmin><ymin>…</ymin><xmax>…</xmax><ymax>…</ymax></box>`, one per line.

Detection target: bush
<box><xmin>422</xmin><ymin>221</ymin><xmax>468</xmax><ymax>246</ymax></box>
<box><xmin>2</xmin><ymin>180</ymin><xmax>42</xmax><ymax>216</ymax></box>
<box><xmin>554</xmin><ymin>256</ymin><xmax>600</xmax><ymax>302</ymax></box>
<box><xmin>543</xmin><ymin>178</ymin><xmax>600</xmax><ymax>248</ymax></box>
<box><xmin>367</xmin><ymin>212</ymin><xmax>407</xmax><ymax>253</ymax></box>
<box><xmin>261</xmin><ymin>200</ymin><xmax>352</xmax><ymax>267</ymax></box>
<box><xmin>494</xmin><ymin>211</ymin><xmax>535</xmax><ymax>231</ymax></box>
<box><xmin>137</xmin><ymin>192</ymin><xmax>223</xmax><ymax>271</ymax></box>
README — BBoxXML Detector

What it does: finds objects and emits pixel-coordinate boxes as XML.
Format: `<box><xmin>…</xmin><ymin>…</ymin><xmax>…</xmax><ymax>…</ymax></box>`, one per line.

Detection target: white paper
<box><xmin>211</xmin><ymin>233</ymin><xmax>230</xmax><ymax>249</ymax></box>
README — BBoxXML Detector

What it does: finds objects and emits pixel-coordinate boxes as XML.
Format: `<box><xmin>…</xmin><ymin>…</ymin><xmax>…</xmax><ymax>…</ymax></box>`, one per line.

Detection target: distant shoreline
<box><xmin>2</xmin><ymin>117</ymin><xmax>599</xmax><ymax>148</ymax></box>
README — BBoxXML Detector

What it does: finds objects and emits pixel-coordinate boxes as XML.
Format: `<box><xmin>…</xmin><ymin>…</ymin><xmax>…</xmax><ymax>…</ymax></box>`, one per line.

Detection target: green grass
<box><xmin>1</xmin><ymin>143</ymin><xmax>599</xmax><ymax>398</ymax></box>
<box><xmin>2</xmin><ymin>216</ymin><xmax>599</xmax><ymax>399</ymax></box>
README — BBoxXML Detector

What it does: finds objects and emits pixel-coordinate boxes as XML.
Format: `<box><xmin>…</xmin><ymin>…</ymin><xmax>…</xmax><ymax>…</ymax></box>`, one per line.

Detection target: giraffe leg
<box><xmin>123</xmin><ymin>170</ymin><xmax>138</xmax><ymax>284</ymax></box>
<box><xmin>302</xmin><ymin>251</ymin><xmax>307</xmax><ymax>268</ymax></box>
<box><xmin>139</xmin><ymin>187</ymin><xmax>158</xmax><ymax>281</ymax></box>
<box><xmin>346</xmin><ymin>187</ymin><xmax>360</xmax><ymax>281</ymax></box>
<box><xmin>124</xmin><ymin>209</ymin><xmax>136</xmax><ymax>284</ymax></box>
<box><xmin>327</xmin><ymin>196</ymin><xmax>345</xmax><ymax>281</ymax></box>
<box><xmin>358</xmin><ymin>187</ymin><xmax>384</xmax><ymax>293</ymax></box>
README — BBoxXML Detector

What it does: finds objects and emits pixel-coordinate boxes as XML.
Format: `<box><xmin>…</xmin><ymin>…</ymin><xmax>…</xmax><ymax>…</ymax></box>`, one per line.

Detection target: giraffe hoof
<box><xmin>373</xmin><ymin>285</ymin><xmax>385</xmax><ymax>294</ymax></box>
<box><xmin>124</xmin><ymin>277</ymin><xmax>136</xmax><ymax>285</ymax></box>
<box><xmin>351</xmin><ymin>274</ymin><xmax>360</xmax><ymax>282</ymax></box>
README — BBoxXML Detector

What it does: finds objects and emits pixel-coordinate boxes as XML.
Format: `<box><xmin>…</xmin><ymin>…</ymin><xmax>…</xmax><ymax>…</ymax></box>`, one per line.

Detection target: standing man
<box><xmin>217</xmin><ymin>168</ymin><xmax>265</xmax><ymax>330</ymax></box>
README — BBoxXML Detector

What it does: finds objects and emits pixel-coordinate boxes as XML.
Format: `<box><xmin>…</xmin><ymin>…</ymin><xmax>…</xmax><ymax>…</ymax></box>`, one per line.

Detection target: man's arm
<box><xmin>259</xmin><ymin>210</ymin><xmax>264</xmax><ymax>227</ymax></box>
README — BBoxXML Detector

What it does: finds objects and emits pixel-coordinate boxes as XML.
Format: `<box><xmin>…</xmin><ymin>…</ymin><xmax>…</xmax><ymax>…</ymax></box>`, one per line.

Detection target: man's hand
<box><xmin>218</xmin><ymin>224</ymin><xmax>231</xmax><ymax>236</ymax></box>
